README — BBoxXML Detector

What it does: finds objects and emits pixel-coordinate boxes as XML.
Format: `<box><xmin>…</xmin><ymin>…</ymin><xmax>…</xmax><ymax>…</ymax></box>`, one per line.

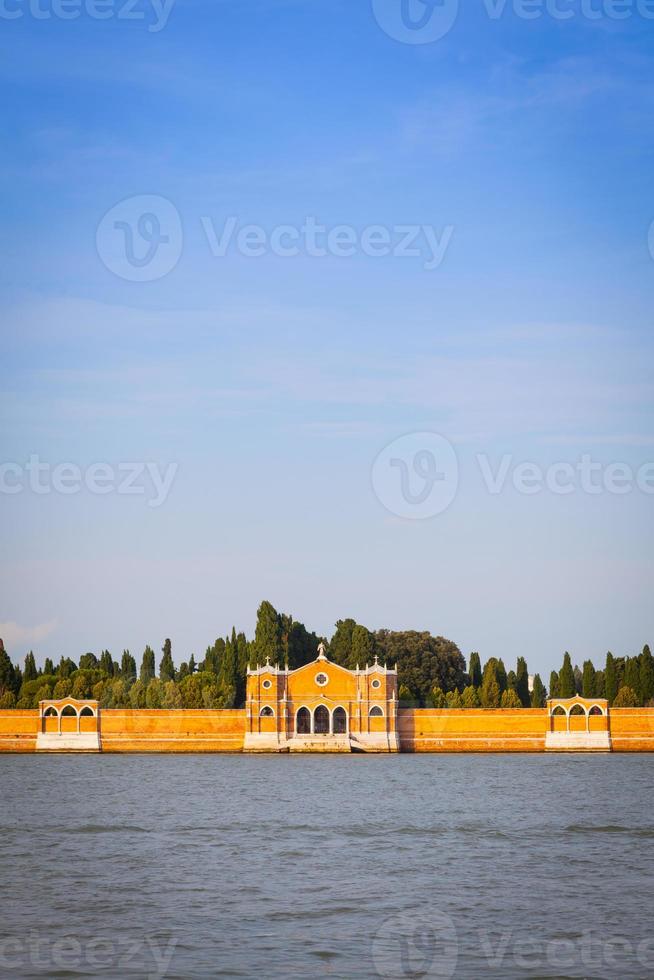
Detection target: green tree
<box><xmin>235</xmin><ymin>632</ymin><xmax>250</xmax><ymax>707</ymax></box>
<box><xmin>140</xmin><ymin>646</ymin><xmax>155</xmax><ymax>685</ymax></box>
<box><xmin>624</xmin><ymin>657</ymin><xmax>642</xmax><ymax>704</ymax></box>
<box><xmin>329</xmin><ymin>618</ymin><xmax>357</xmax><ymax>667</ymax></box>
<box><xmin>468</xmin><ymin>652</ymin><xmax>482</xmax><ymax>689</ymax></box>
<box><xmin>0</xmin><ymin>690</ymin><xmax>16</xmax><ymax>708</ymax></box>
<box><xmin>0</xmin><ymin>640</ymin><xmax>19</xmax><ymax>696</ymax></box>
<box><xmin>558</xmin><ymin>653</ymin><xmax>576</xmax><ymax>698</ymax></box>
<box><xmin>188</xmin><ymin>654</ymin><xmax>196</xmax><ymax>674</ymax></box>
<box><xmin>374</xmin><ymin>631</ymin><xmax>466</xmax><ymax>704</ymax></box>
<box><xmin>446</xmin><ymin>689</ymin><xmax>463</xmax><ymax>708</ymax></box>
<box><xmin>120</xmin><ymin>650</ymin><xmax>137</xmax><ymax>684</ymax></box>
<box><xmin>582</xmin><ymin>660</ymin><xmax>596</xmax><ymax>699</ymax></box>
<box><xmin>23</xmin><ymin>651</ymin><xmax>38</xmax><ymax>683</ymax></box>
<box><xmin>398</xmin><ymin>684</ymin><xmax>417</xmax><ymax>707</ymax></box>
<box><xmin>71</xmin><ymin>675</ymin><xmax>90</xmax><ymax>700</ymax></box>
<box><xmin>613</xmin><ymin>685</ymin><xmax>639</xmax><ymax>708</ymax></box>
<box><xmin>99</xmin><ymin>650</ymin><xmax>114</xmax><ymax>677</ymax></box>
<box><xmin>501</xmin><ymin>688</ymin><xmax>523</xmax><ymax>708</ymax></box>
<box><xmin>162</xmin><ymin>681</ymin><xmax>182</xmax><ymax>708</ymax></box>
<box><xmin>145</xmin><ymin>678</ymin><xmax>164</xmax><ymax>708</ymax></box>
<box><xmin>516</xmin><ymin>657</ymin><xmax>530</xmax><ymax>707</ymax></box>
<box><xmin>605</xmin><ymin>652</ymin><xmax>617</xmax><ymax>705</ymax></box>
<box><xmin>640</xmin><ymin>645</ymin><xmax>654</xmax><ymax>704</ymax></box>
<box><xmin>531</xmin><ymin>674</ymin><xmax>546</xmax><ymax>708</ymax></box>
<box><xmin>159</xmin><ymin>639</ymin><xmax>175</xmax><ymax>683</ymax></box>
<box><xmin>351</xmin><ymin>625</ymin><xmax>375</xmax><ymax>667</ymax></box>
<box><xmin>594</xmin><ymin>669</ymin><xmax>606</xmax><ymax>698</ymax></box>
<box><xmin>220</xmin><ymin>628</ymin><xmax>239</xmax><ymax>692</ymax></box>
<box><xmin>129</xmin><ymin>680</ymin><xmax>146</xmax><ymax>708</ymax></box>
<box><xmin>549</xmin><ymin>670</ymin><xmax>559</xmax><ymax>699</ymax></box>
<box><xmin>52</xmin><ymin>678</ymin><xmax>72</xmax><ymax>699</ymax></box>
<box><xmin>253</xmin><ymin>601</ymin><xmax>283</xmax><ymax>666</ymax></box>
<box><xmin>480</xmin><ymin>667</ymin><xmax>500</xmax><ymax>708</ymax></box>
<box><xmin>507</xmin><ymin>670</ymin><xmax>518</xmax><ymax>692</ymax></box>
<box><xmin>461</xmin><ymin>685</ymin><xmax>480</xmax><ymax>708</ymax></box>
<box><xmin>430</xmin><ymin>686</ymin><xmax>446</xmax><ymax>708</ymax></box>
<box><xmin>43</xmin><ymin>657</ymin><xmax>54</xmax><ymax>676</ymax></box>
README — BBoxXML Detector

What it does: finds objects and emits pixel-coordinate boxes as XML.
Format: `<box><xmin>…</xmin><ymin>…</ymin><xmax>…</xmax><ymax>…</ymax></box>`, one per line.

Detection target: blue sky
<box><xmin>1</xmin><ymin>0</ymin><xmax>653</xmax><ymax>676</ymax></box>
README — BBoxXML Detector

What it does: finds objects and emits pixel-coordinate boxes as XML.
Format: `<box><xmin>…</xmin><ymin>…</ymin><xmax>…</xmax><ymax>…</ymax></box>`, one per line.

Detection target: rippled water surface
<box><xmin>2</xmin><ymin>753</ymin><xmax>654</xmax><ymax>978</ymax></box>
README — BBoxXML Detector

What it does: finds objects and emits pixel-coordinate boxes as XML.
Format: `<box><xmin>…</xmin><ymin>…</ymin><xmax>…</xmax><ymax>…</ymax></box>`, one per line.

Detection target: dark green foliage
<box><xmin>501</xmin><ymin>688</ymin><xmax>522</xmax><ymax>708</ymax></box>
<box><xmin>99</xmin><ymin>650</ymin><xmax>114</xmax><ymax>677</ymax></box>
<box><xmin>624</xmin><ymin>657</ymin><xmax>642</xmax><ymax>704</ymax></box>
<box><xmin>140</xmin><ymin>646</ymin><xmax>155</xmax><ymax>685</ymax></box>
<box><xmin>468</xmin><ymin>652</ymin><xmax>482</xmax><ymax>689</ymax></box>
<box><xmin>253</xmin><ymin>601</ymin><xmax>283</xmax><ymax>666</ymax></box>
<box><xmin>374</xmin><ymin>631</ymin><xmax>465</xmax><ymax>705</ymax></box>
<box><xmin>549</xmin><ymin>670</ymin><xmax>559</xmax><ymax>698</ymax></box>
<box><xmin>558</xmin><ymin>653</ymin><xmax>576</xmax><ymax>698</ymax></box>
<box><xmin>461</xmin><ymin>685</ymin><xmax>480</xmax><ymax>707</ymax></box>
<box><xmin>516</xmin><ymin>657</ymin><xmax>530</xmax><ymax>707</ymax></box>
<box><xmin>507</xmin><ymin>670</ymin><xmax>517</xmax><ymax>692</ymax></box>
<box><xmin>79</xmin><ymin>652</ymin><xmax>99</xmax><ymax>670</ymax></box>
<box><xmin>57</xmin><ymin>656</ymin><xmax>77</xmax><ymax>680</ymax></box>
<box><xmin>120</xmin><ymin>650</ymin><xmax>137</xmax><ymax>682</ymax></box>
<box><xmin>159</xmin><ymin>639</ymin><xmax>175</xmax><ymax>683</ymax></box>
<box><xmin>23</xmin><ymin>651</ymin><xmax>38</xmax><ymax>683</ymax></box>
<box><xmin>605</xmin><ymin>653</ymin><xmax>617</xmax><ymax>705</ymax></box>
<box><xmin>329</xmin><ymin>619</ymin><xmax>357</xmax><ymax>667</ymax></box>
<box><xmin>582</xmin><ymin>660</ymin><xmax>596</xmax><ymax>698</ymax></box>
<box><xmin>640</xmin><ymin>645</ymin><xmax>654</xmax><ymax>704</ymax></box>
<box><xmin>43</xmin><ymin>658</ymin><xmax>54</xmax><ymax>676</ymax></box>
<box><xmin>594</xmin><ymin>669</ymin><xmax>605</xmax><ymax>698</ymax></box>
<box><xmin>531</xmin><ymin>674</ymin><xmax>546</xmax><ymax>708</ymax></box>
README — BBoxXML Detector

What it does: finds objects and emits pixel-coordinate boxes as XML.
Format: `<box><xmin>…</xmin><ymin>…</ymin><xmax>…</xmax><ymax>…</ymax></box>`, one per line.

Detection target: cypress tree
<box><xmin>507</xmin><ymin>670</ymin><xmax>518</xmax><ymax>692</ymax></box>
<box><xmin>531</xmin><ymin>674</ymin><xmax>546</xmax><ymax>708</ymax></box>
<box><xmin>605</xmin><ymin>652</ymin><xmax>617</xmax><ymax>705</ymax></box>
<box><xmin>23</xmin><ymin>651</ymin><xmax>38</xmax><ymax>683</ymax></box>
<box><xmin>516</xmin><ymin>657</ymin><xmax>530</xmax><ymax>707</ymax></box>
<box><xmin>468</xmin><ymin>652</ymin><xmax>482</xmax><ymax>689</ymax></box>
<box><xmin>43</xmin><ymin>657</ymin><xmax>54</xmax><ymax>677</ymax></box>
<box><xmin>220</xmin><ymin>629</ymin><xmax>238</xmax><ymax>692</ymax></box>
<box><xmin>461</xmin><ymin>685</ymin><xmax>480</xmax><ymax>707</ymax></box>
<box><xmin>0</xmin><ymin>640</ymin><xmax>18</xmax><ymax>695</ymax></box>
<box><xmin>480</xmin><ymin>667</ymin><xmax>500</xmax><ymax>708</ymax></box>
<box><xmin>501</xmin><ymin>689</ymin><xmax>522</xmax><ymax>708</ymax></box>
<box><xmin>188</xmin><ymin>654</ymin><xmax>196</xmax><ymax>674</ymax></box>
<box><xmin>253</xmin><ymin>601</ymin><xmax>283</xmax><ymax>666</ymax></box>
<box><xmin>640</xmin><ymin>645</ymin><xmax>654</xmax><ymax>705</ymax></box>
<box><xmin>624</xmin><ymin>657</ymin><xmax>642</xmax><ymax>704</ymax></box>
<box><xmin>99</xmin><ymin>650</ymin><xmax>114</xmax><ymax>677</ymax></box>
<box><xmin>140</xmin><ymin>646</ymin><xmax>155</xmax><ymax>685</ymax></box>
<box><xmin>582</xmin><ymin>660</ymin><xmax>596</xmax><ymax>698</ymax></box>
<box><xmin>351</xmin><ymin>625</ymin><xmax>374</xmax><ymax>668</ymax></box>
<box><xmin>549</xmin><ymin>670</ymin><xmax>560</xmax><ymax>698</ymax></box>
<box><xmin>558</xmin><ymin>653</ymin><xmax>576</xmax><ymax>698</ymax></box>
<box><xmin>159</xmin><ymin>639</ymin><xmax>175</xmax><ymax>683</ymax></box>
<box><xmin>594</xmin><ymin>669</ymin><xmax>605</xmax><ymax>698</ymax></box>
<box><xmin>496</xmin><ymin>659</ymin><xmax>508</xmax><ymax>694</ymax></box>
<box><xmin>120</xmin><ymin>650</ymin><xmax>136</xmax><ymax>682</ymax></box>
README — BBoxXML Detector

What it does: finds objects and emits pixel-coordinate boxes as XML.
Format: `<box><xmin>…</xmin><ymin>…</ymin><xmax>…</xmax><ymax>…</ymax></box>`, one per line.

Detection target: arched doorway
<box><xmin>314</xmin><ymin>705</ymin><xmax>330</xmax><ymax>734</ymax></box>
<box><xmin>333</xmin><ymin>707</ymin><xmax>347</xmax><ymax>734</ymax></box>
<box><xmin>296</xmin><ymin>707</ymin><xmax>311</xmax><ymax>734</ymax></box>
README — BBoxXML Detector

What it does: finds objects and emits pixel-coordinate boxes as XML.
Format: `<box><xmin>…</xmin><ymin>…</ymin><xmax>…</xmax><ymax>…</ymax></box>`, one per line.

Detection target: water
<box><xmin>1</xmin><ymin>753</ymin><xmax>653</xmax><ymax>979</ymax></box>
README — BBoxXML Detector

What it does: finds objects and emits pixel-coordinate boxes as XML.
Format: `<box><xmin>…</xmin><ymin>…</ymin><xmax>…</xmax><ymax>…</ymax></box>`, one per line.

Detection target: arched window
<box><xmin>552</xmin><ymin>705</ymin><xmax>566</xmax><ymax>716</ymax></box>
<box><xmin>259</xmin><ymin>706</ymin><xmax>274</xmax><ymax>717</ymax></box>
<box><xmin>369</xmin><ymin>705</ymin><xmax>383</xmax><ymax>717</ymax></box>
<box><xmin>589</xmin><ymin>705</ymin><xmax>604</xmax><ymax>716</ymax></box>
<box><xmin>314</xmin><ymin>705</ymin><xmax>330</xmax><ymax>734</ymax></box>
<box><xmin>44</xmin><ymin>706</ymin><xmax>58</xmax><ymax>717</ymax></box>
<box><xmin>333</xmin><ymin>707</ymin><xmax>347</xmax><ymax>734</ymax></box>
<box><xmin>570</xmin><ymin>704</ymin><xmax>586</xmax><ymax>716</ymax></box>
<box><xmin>296</xmin><ymin>707</ymin><xmax>311</xmax><ymax>734</ymax></box>
<box><xmin>80</xmin><ymin>706</ymin><xmax>95</xmax><ymax>717</ymax></box>
<box><xmin>61</xmin><ymin>705</ymin><xmax>78</xmax><ymax>717</ymax></box>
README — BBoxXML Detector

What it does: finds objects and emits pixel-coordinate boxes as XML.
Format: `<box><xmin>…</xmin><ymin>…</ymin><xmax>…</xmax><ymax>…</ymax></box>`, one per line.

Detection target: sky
<box><xmin>1</xmin><ymin>0</ymin><xmax>653</xmax><ymax>678</ymax></box>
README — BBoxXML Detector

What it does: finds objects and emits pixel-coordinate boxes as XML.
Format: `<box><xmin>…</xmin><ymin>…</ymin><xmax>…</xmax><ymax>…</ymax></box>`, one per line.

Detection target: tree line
<box><xmin>0</xmin><ymin>601</ymin><xmax>651</xmax><ymax>710</ymax></box>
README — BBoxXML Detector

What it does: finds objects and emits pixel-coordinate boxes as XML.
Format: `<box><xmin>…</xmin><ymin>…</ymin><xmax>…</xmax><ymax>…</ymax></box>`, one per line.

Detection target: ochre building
<box><xmin>244</xmin><ymin>642</ymin><xmax>399</xmax><ymax>752</ymax></box>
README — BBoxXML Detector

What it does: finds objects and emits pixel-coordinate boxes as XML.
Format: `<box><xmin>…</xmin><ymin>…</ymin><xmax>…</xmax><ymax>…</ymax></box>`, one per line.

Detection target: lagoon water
<box><xmin>2</xmin><ymin>754</ymin><xmax>654</xmax><ymax>979</ymax></box>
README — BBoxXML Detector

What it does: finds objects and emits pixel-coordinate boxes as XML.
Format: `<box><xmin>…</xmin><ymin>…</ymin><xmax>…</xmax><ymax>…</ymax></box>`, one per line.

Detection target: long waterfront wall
<box><xmin>1</xmin><ymin>708</ymin><xmax>653</xmax><ymax>752</ymax></box>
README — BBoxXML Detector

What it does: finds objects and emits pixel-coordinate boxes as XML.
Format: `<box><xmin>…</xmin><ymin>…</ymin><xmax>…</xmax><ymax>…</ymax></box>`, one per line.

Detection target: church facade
<box><xmin>243</xmin><ymin>642</ymin><xmax>400</xmax><ymax>752</ymax></box>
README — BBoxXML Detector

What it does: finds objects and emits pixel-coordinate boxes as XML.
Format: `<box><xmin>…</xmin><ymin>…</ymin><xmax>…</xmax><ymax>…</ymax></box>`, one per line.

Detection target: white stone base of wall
<box><xmin>243</xmin><ymin>731</ymin><xmax>400</xmax><ymax>753</ymax></box>
<box><xmin>545</xmin><ymin>731</ymin><xmax>611</xmax><ymax>751</ymax></box>
<box><xmin>36</xmin><ymin>733</ymin><xmax>101</xmax><ymax>752</ymax></box>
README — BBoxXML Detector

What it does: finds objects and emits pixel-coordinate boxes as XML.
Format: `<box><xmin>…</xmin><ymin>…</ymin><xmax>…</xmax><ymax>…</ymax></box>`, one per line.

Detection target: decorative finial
<box><xmin>317</xmin><ymin>641</ymin><xmax>327</xmax><ymax>660</ymax></box>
